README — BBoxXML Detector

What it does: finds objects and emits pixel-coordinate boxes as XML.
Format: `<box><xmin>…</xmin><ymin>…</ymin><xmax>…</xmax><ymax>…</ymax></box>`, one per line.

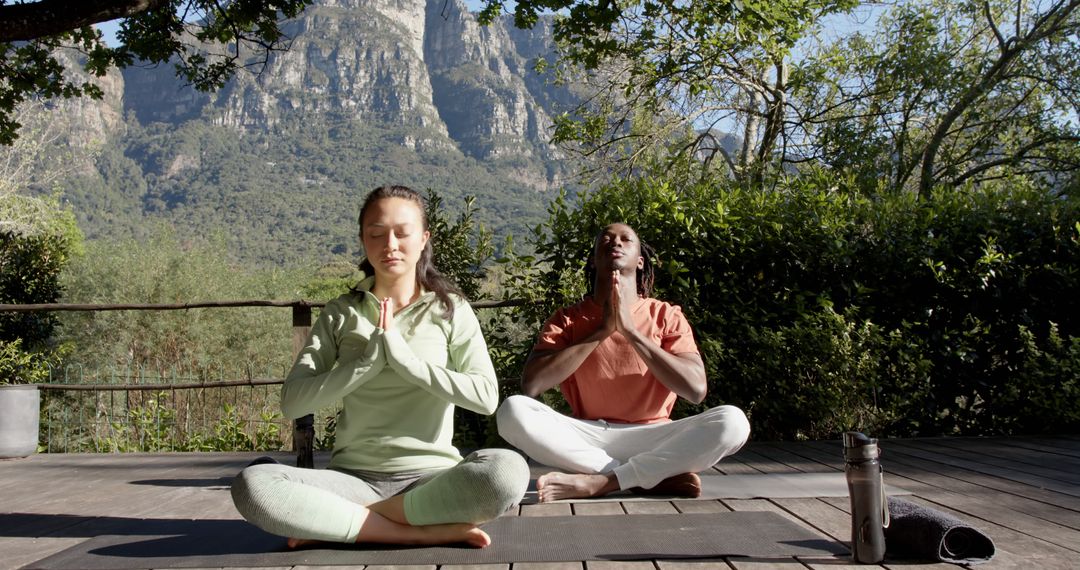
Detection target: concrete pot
<box><xmin>0</xmin><ymin>385</ymin><xmax>40</xmax><ymax>458</ymax></box>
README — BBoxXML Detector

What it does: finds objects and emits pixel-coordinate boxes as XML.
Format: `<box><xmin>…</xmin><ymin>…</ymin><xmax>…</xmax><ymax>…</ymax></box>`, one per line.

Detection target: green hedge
<box><xmin>492</xmin><ymin>175</ymin><xmax>1080</xmax><ymax>440</ymax></box>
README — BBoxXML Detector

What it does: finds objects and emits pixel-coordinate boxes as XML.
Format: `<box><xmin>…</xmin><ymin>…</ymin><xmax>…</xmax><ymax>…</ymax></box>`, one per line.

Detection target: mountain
<box><xmin>48</xmin><ymin>0</ymin><xmax>583</xmax><ymax>267</ymax></box>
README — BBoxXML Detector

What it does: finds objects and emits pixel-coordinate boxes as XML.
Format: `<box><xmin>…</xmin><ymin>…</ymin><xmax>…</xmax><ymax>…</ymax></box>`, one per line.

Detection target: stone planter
<box><xmin>0</xmin><ymin>385</ymin><xmax>40</xmax><ymax>458</ymax></box>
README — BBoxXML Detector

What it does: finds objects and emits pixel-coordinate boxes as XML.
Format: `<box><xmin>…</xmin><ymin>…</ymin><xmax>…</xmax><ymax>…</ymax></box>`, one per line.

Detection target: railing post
<box><xmin>291</xmin><ymin>303</ymin><xmax>315</xmax><ymax>468</ymax></box>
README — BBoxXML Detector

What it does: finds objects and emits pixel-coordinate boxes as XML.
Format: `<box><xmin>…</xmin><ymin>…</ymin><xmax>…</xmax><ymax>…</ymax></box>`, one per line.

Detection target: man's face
<box><xmin>593</xmin><ymin>223</ymin><xmax>644</xmax><ymax>274</ymax></box>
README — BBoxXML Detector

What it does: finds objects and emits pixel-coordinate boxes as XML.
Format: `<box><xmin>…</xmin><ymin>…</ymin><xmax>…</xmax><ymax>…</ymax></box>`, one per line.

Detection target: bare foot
<box><xmin>286</xmin><ymin>523</ymin><xmax>490</xmax><ymax>549</ymax></box>
<box><xmin>629</xmin><ymin>472</ymin><xmax>702</xmax><ymax>498</ymax></box>
<box><xmin>536</xmin><ymin>471</ymin><xmax>618</xmax><ymax>502</ymax></box>
<box><xmin>412</xmin><ymin>523</ymin><xmax>491</xmax><ymax>548</ymax></box>
<box><xmin>286</xmin><ymin>537</ymin><xmax>322</xmax><ymax>549</ymax></box>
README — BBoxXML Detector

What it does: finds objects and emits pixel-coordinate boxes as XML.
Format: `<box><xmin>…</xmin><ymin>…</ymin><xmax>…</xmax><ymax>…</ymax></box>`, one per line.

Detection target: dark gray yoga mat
<box><xmin>24</xmin><ymin>512</ymin><xmax>846</xmax><ymax>569</ymax></box>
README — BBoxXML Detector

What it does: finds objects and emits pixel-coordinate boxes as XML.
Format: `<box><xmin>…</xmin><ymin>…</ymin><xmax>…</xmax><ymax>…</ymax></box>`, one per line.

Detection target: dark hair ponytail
<box><xmin>356</xmin><ymin>185</ymin><xmax>463</xmax><ymax>318</ymax></box>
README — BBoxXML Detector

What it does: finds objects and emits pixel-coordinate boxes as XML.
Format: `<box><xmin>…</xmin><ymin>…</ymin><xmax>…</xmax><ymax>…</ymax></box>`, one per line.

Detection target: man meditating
<box><xmin>496</xmin><ymin>223</ymin><xmax>750</xmax><ymax>502</ymax></box>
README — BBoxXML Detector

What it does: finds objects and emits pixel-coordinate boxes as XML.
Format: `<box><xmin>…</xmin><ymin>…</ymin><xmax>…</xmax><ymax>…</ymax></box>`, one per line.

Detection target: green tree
<box><xmin>479</xmin><ymin>0</ymin><xmax>857</xmax><ymax>182</ymax></box>
<box><xmin>789</xmin><ymin>0</ymin><xmax>1079</xmax><ymax>196</ymax></box>
<box><xmin>0</xmin><ymin>97</ymin><xmax>84</xmax><ymax>381</ymax></box>
<box><xmin>0</xmin><ymin>0</ymin><xmax>312</xmax><ymax>145</ymax></box>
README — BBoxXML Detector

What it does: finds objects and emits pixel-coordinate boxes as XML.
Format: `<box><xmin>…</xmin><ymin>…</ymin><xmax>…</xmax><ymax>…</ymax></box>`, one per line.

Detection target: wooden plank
<box><xmin>656</xmin><ymin>561</ymin><xmax>732</xmax><ymax>570</ymax></box>
<box><xmin>916</xmin><ymin>438</ymin><xmax>1080</xmax><ymax>478</ymax></box>
<box><xmin>744</xmin><ymin>443</ymin><xmax>838</xmax><ymax>473</ymax></box>
<box><xmin>890</xmin><ymin>439</ymin><xmax>1080</xmax><ymax>485</ymax></box>
<box><xmin>520</xmin><ymin>503</ymin><xmax>573</xmax><ymax>517</ymax></box>
<box><xmin>585</xmin><ymin>561</ymin><xmax>655</xmax><ymax>570</ymax></box>
<box><xmin>770</xmin><ymin>498</ymin><xmax>850</xmax><ymax>543</ymax></box>
<box><xmin>799</xmin><ymin>561</ymin><xmax>874</xmax><ymax>570</ymax></box>
<box><xmin>220</xmin><ymin>566</ymin><xmax>291</xmax><ymax>570</ymax></box>
<box><xmin>873</xmin><ymin>440</ymin><xmax>1080</xmax><ymax>498</ymax></box>
<box><xmin>868</xmin><ymin>446</ymin><xmax>1080</xmax><ymax>530</ymax></box>
<box><xmin>712</xmin><ymin>453</ymin><xmax>764</xmax><ymax>475</ymax></box>
<box><xmin>720</xmin><ymin>449</ymin><xmax>796</xmax><ymax>474</ymax></box>
<box><xmin>570</xmin><ymin>502</ymin><xmax>625</xmax><ymax>516</ymax></box>
<box><xmin>989</xmin><ymin>436</ymin><xmax>1080</xmax><ymax>459</ymax></box>
<box><xmin>511</xmin><ymin>563</ymin><xmax>584</xmax><ymax>570</ymax></box>
<box><xmin>0</xmin><ymin>537</ymin><xmax>86</xmax><ymax>570</ymax></box>
<box><xmin>441</xmin><ymin>565</ymin><xmax>511</xmax><ymax>570</ymax></box>
<box><xmin>621</xmin><ymin>501</ymin><xmax>678</xmax><ymax>515</ymax></box>
<box><xmin>728</xmin><ymin>558</ymin><xmax>807</xmax><ymax>569</ymax></box>
<box><xmin>670</xmin><ymin>500</ymin><xmax>730</xmax><ymax>514</ymax></box>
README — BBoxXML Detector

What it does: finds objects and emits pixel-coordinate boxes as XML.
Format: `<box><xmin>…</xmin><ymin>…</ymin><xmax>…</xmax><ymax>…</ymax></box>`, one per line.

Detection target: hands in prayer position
<box><xmin>379</xmin><ymin>297</ymin><xmax>395</xmax><ymax>330</ymax></box>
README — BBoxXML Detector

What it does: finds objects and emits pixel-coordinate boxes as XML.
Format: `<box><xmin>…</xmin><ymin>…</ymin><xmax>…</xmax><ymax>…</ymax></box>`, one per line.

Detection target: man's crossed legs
<box><xmin>496</xmin><ymin>395</ymin><xmax>751</xmax><ymax>502</ymax></box>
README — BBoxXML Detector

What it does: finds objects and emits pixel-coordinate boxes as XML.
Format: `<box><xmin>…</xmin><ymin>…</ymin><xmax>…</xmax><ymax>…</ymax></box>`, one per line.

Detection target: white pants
<box><xmin>496</xmin><ymin>394</ymin><xmax>751</xmax><ymax>490</ymax></box>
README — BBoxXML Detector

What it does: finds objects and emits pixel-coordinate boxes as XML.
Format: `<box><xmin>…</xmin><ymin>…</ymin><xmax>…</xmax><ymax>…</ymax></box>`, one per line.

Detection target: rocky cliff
<box><xmin>122</xmin><ymin>0</ymin><xmax>569</xmax><ymax>179</ymax></box>
<box><xmin>39</xmin><ymin>0</ymin><xmax>577</xmax><ymax>265</ymax></box>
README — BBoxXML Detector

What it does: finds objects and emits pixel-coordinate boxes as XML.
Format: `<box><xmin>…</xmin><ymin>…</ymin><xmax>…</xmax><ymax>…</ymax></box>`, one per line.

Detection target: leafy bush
<box><xmin>0</xmin><ymin>338</ymin><xmax>51</xmax><ymax>385</ymax></box>
<box><xmin>0</xmin><ymin>195</ymin><xmax>82</xmax><ymax>384</ymax></box>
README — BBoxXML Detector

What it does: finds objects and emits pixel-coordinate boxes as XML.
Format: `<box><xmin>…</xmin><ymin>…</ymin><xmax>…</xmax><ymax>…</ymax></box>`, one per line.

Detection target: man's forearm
<box><xmin>521</xmin><ymin>336</ymin><xmax>605</xmax><ymax>397</ymax></box>
<box><xmin>624</xmin><ymin>331</ymin><xmax>707</xmax><ymax>403</ymax></box>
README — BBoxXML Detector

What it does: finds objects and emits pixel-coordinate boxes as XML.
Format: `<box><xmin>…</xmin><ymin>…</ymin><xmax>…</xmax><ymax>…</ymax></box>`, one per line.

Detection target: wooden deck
<box><xmin>2</xmin><ymin>436</ymin><xmax>1079</xmax><ymax>570</ymax></box>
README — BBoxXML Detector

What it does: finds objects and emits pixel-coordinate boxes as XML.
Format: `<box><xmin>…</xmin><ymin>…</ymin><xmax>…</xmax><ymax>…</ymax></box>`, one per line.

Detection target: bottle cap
<box><xmin>843</xmin><ymin>431</ymin><xmax>879</xmax><ymax>460</ymax></box>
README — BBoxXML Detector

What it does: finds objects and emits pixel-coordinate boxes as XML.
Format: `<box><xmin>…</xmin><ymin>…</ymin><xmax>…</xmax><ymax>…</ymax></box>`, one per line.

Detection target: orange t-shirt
<box><xmin>532</xmin><ymin>296</ymin><xmax>699</xmax><ymax>424</ymax></box>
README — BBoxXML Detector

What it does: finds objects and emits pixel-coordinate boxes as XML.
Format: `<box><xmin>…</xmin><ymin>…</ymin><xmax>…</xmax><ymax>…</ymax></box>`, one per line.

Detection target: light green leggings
<box><xmin>230</xmin><ymin>448</ymin><xmax>529</xmax><ymax>543</ymax></box>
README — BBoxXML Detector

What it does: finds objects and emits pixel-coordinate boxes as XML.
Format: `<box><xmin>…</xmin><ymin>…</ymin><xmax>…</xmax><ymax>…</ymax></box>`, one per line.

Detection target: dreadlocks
<box><xmin>585</xmin><ymin>226</ymin><xmax>657</xmax><ymax>299</ymax></box>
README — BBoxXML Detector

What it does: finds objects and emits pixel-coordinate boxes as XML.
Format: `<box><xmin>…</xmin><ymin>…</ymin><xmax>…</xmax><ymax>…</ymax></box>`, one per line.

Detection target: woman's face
<box><xmin>361</xmin><ymin>197</ymin><xmax>430</xmax><ymax>281</ymax></box>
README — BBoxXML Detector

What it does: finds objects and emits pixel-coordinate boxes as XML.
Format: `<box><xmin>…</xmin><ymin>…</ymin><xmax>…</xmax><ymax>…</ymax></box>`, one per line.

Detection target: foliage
<box><xmin>56</xmin><ymin>227</ymin><xmax>305</xmax><ymax>380</ymax></box>
<box><xmin>0</xmin><ymin>192</ymin><xmax>82</xmax><ymax>383</ymax></box>
<box><xmin>98</xmin><ymin>391</ymin><xmax>285</xmax><ymax>452</ymax></box>
<box><xmin>490</xmin><ymin>170</ymin><xmax>1080</xmax><ymax>439</ymax></box>
<box><xmin>480</xmin><ymin>0</ymin><xmax>857</xmax><ymax>180</ymax></box>
<box><xmin>793</xmin><ymin>0</ymin><xmax>1080</xmax><ymax>196</ymax></box>
<box><xmin>483</xmin><ymin>0</ymin><xmax>1078</xmax><ymax>194</ymax></box>
<box><xmin>0</xmin><ymin>0</ymin><xmax>313</xmax><ymax>145</ymax></box>
<box><xmin>426</xmin><ymin>191</ymin><xmax>495</xmax><ymax>300</ymax></box>
<box><xmin>0</xmin><ymin>338</ymin><xmax>50</xmax><ymax>385</ymax></box>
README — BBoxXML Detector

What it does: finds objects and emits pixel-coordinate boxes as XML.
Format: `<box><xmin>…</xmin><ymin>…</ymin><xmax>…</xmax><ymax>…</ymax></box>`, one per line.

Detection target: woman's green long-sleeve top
<box><xmin>281</xmin><ymin>278</ymin><xmax>499</xmax><ymax>473</ymax></box>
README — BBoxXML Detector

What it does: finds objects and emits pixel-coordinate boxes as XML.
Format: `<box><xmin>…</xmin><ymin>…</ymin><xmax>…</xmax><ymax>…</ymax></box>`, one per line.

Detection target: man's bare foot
<box><xmin>286</xmin><ymin>537</ymin><xmax>322</xmax><ymax>549</ymax></box>
<box><xmin>536</xmin><ymin>472</ymin><xmax>619</xmax><ymax>502</ymax></box>
<box><xmin>629</xmin><ymin>472</ymin><xmax>702</xmax><ymax>498</ymax></box>
<box><xmin>286</xmin><ymin>523</ymin><xmax>489</xmax><ymax>549</ymax></box>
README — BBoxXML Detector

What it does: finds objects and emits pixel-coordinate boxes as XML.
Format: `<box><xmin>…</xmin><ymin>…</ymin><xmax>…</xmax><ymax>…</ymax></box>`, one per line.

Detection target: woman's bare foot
<box><xmin>536</xmin><ymin>472</ymin><xmax>619</xmax><ymax>502</ymax></box>
<box><xmin>415</xmin><ymin>523</ymin><xmax>491</xmax><ymax>548</ymax></box>
<box><xmin>285</xmin><ymin>523</ymin><xmax>489</xmax><ymax>549</ymax></box>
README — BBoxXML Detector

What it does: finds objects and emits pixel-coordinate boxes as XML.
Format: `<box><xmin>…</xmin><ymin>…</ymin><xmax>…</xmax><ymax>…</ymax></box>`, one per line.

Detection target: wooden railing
<box><xmin>1</xmin><ymin>298</ymin><xmax>528</xmax><ymax>465</ymax></box>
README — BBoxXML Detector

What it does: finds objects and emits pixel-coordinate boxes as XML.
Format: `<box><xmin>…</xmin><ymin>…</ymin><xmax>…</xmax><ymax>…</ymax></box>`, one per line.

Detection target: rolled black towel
<box><xmin>884</xmin><ymin>496</ymin><xmax>996</xmax><ymax>565</ymax></box>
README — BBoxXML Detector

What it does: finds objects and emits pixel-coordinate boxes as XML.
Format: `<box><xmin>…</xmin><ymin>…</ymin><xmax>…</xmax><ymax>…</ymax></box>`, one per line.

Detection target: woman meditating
<box><xmin>231</xmin><ymin>185</ymin><xmax>529</xmax><ymax>548</ymax></box>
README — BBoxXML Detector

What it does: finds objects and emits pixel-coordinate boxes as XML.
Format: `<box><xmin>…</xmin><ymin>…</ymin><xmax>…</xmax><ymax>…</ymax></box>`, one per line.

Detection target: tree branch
<box><xmin>0</xmin><ymin>0</ymin><xmax>168</xmax><ymax>42</ymax></box>
<box><xmin>918</xmin><ymin>0</ymin><xmax>1080</xmax><ymax>198</ymax></box>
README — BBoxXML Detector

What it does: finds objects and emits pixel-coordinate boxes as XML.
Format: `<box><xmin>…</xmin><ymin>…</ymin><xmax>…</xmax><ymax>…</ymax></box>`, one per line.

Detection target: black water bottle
<box><xmin>844</xmin><ymin>431</ymin><xmax>887</xmax><ymax>563</ymax></box>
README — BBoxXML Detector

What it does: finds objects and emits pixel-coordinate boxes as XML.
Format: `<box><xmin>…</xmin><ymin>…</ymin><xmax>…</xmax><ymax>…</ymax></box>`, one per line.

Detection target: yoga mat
<box><xmin>24</xmin><ymin>512</ymin><xmax>846</xmax><ymax>569</ymax></box>
<box><xmin>522</xmin><ymin>472</ymin><xmax>910</xmax><ymax>503</ymax></box>
<box><xmin>885</xmin><ymin>497</ymin><xmax>996</xmax><ymax>565</ymax></box>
